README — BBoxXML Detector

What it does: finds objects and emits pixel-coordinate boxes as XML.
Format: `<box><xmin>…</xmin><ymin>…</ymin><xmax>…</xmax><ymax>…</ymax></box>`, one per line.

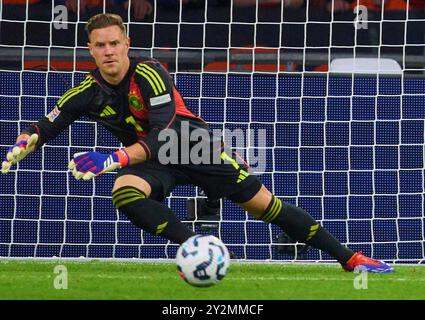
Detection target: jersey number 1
<box><xmin>125</xmin><ymin>115</ymin><xmax>144</xmax><ymax>133</ymax></box>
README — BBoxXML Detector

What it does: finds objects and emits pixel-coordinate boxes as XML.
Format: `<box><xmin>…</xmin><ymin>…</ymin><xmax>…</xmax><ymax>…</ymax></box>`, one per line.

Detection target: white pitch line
<box><xmin>1</xmin><ymin>271</ymin><xmax>423</xmax><ymax>283</ymax></box>
<box><xmin>78</xmin><ymin>274</ymin><xmax>425</xmax><ymax>282</ymax></box>
<box><xmin>228</xmin><ymin>276</ymin><xmax>425</xmax><ymax>282</ymax></box>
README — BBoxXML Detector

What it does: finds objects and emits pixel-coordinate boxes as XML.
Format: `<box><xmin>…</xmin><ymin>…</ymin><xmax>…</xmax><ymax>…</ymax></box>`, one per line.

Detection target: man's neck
<box><xmin>100</xmin><ymin>58</ymin><xmax>130</xmax><ymax>86</ymax></box>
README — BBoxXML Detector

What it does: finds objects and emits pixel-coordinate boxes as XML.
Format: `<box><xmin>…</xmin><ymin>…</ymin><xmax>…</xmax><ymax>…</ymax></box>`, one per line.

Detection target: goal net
<box><xmin>0</xmin><ymin>0</ymin><xmax>424</xmax><ymax>264</ymax></box>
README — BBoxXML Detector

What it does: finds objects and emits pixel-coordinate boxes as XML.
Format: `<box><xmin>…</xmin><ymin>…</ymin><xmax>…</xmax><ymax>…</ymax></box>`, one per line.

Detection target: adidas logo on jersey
<box><xmin>100</xmin><ymin>105</ymin><xmax>116</xmax><ymax>117</ymax></box>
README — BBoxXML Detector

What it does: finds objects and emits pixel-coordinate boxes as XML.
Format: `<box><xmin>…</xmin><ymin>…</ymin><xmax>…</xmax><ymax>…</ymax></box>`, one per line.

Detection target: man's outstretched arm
<box><xmin>1</xmin><ymin>75</ymin><xmax>94</xmax><ymax>174</ymax></box>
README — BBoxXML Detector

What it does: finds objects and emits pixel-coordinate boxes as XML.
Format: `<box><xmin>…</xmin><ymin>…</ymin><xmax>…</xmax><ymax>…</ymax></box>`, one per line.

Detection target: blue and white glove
<box><xmin>2</xmin><ymin>134</ymin><xmax>39</xmax><ymax>174</ymax></box>
<box><xmin>68</xmin><ymin>149</ymin><xmax>129</xmax><ymax>180</ymax></box>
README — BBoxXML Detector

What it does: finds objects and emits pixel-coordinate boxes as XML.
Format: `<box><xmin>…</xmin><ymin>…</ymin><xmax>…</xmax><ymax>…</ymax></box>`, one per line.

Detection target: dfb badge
<box><xmin>129</xmin><ymin>93</ymin><xmax>143</xmax><ymax>111</ymax></box>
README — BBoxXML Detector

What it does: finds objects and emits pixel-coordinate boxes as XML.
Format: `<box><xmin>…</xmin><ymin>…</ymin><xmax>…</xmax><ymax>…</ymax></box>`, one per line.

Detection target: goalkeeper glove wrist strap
<box><xmin>114</xmin><ymin>149</ymin><xmax>130</xmax><ymax>167</ymax></box>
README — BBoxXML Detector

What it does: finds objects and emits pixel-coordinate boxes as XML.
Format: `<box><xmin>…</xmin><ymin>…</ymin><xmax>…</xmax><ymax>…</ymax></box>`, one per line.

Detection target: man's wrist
<box><xmin>114</xmin><ymin>149</ymin><xmax>130</xmax><ymax>167</ymax></box>
<box><xmin>16</xmin><ymin>134</ymin><xmax>30</xmax><ymax>143</ymax></box>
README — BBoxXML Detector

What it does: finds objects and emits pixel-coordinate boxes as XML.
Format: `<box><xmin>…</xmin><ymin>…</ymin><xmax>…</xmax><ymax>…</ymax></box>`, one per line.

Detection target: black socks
<box><xmin>112</xmin><ymin>186</ymin><xmax>195</xmax><ymax>244</ymax></box>
<box><xmin>263</xmin><ymin>196</ymin><xmax>354</xmax><ymax>265</ymax></box>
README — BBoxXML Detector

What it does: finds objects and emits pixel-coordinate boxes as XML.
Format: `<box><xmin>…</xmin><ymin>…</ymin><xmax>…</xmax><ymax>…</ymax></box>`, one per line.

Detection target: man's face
<box><xmin>88</xmin><ymin>25</ymin><xmax>130</xmax><ymax>79</ymax></box>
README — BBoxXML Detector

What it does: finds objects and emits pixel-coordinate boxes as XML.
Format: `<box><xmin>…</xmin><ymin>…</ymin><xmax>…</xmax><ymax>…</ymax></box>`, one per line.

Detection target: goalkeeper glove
<box><xmin>68</xmin><ymin>149</ymin><xmax>129</xmax><ymax>180</ymax></box>
<box><xmin>2</xmin><ymin>134</ymin><xmax>39</xmax><ymax>174</ymax></box>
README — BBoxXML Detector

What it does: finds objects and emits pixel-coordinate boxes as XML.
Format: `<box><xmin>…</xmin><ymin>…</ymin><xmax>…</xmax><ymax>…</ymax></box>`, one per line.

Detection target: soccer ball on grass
<box><xmin>176</xmin><ymin>235</ymin><xmax>230</xmax><ymax>287</ymax></box>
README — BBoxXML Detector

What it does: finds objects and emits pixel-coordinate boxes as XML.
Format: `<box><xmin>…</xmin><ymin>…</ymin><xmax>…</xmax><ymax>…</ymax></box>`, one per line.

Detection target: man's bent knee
<box><xmin>112</xmin><ymin>175</ymin><xmax>152</xmax><ymax>210</ymax></box>
<box><xmin>236</xmin><ymin>185</ymin><xmax>273</xmax><ymax>218</ymax></box>
<box><xmin>113</xmin><ymin>175</ymin><xmax>152</xmax><ymax>197</ymax></box>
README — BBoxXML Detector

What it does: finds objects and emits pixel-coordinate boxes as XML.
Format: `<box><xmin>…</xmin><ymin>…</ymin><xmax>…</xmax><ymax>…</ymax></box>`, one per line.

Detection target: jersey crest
<box><xmin>129</xmin><ymin>94</ymin><xmax>143</xmax><ymax>111</ymax></box>
<box><xmin>128</xmin><ymin>75</ymin><xmax>146</xmax><ymax>115</ymax></box>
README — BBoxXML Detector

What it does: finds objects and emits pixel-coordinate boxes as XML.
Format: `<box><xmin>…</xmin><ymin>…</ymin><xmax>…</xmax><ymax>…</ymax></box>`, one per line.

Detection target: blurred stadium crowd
<box><xmin>1</xmin><ymin>0</ymin><xmax>424</xmax><ymax>71</ymax></box>
<box><xmin>2</xmin><ymin>1</ymin><xmax>424</xmax><ymax>21</ymax></box>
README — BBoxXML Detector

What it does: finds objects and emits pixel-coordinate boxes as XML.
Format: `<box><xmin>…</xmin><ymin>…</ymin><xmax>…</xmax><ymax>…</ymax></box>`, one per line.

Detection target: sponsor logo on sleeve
<box><xmin>47</xmin><ymin>106</ymin><xmax>61</xmax><ymax>122</ymax></box>
<box><xmin>150</xmin><ymin>93</ymin><xmax>171</xmax><ymax>107</ymax></box>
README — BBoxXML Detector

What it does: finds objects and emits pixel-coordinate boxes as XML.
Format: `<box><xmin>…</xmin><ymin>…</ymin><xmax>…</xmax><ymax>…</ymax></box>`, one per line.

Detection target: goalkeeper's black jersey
<box><xmin>24</xmin><ymin>58</ymin><xmax>207</xmax><ymax>161</ymax></box>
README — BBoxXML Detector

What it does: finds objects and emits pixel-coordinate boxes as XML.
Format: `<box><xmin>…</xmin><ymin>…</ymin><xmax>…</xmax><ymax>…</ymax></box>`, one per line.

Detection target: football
<box><xmin>176</xmin><ymin>235</ymin><xmax>230</xmax><ymax>287</ymax></box>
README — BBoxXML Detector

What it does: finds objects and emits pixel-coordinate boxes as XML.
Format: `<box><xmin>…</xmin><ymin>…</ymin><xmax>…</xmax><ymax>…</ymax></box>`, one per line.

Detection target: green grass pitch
<box><xmin>0</xmin><ymin>260</ymin><xmax>424</xmax><ymax>300</ymax></box>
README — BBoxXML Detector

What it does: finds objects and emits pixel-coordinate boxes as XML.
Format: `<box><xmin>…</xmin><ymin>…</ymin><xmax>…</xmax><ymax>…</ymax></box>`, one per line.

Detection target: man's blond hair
<box><xmin>85</xmin><ymin>13</ymin><xmax>126</xmax><ymax>41</ymax></box>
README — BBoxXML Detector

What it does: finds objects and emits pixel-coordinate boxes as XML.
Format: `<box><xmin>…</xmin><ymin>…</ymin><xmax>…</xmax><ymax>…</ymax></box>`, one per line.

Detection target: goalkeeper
<box><xmin>2</xmin><ymin>13</ymin><xmax>392</xmax><ymax>273</ymax></box>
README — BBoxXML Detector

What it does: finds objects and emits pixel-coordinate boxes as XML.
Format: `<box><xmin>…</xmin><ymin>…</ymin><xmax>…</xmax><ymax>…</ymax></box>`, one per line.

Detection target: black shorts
<box><xmin>115</xmin><ymin>156</ymin><xmax>262</xmax><ymax>203</ymax></box>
